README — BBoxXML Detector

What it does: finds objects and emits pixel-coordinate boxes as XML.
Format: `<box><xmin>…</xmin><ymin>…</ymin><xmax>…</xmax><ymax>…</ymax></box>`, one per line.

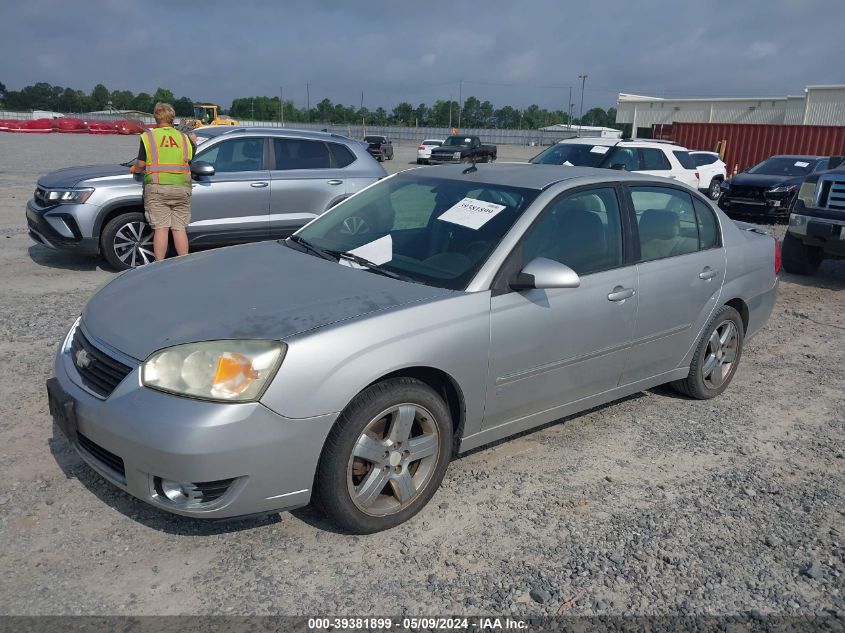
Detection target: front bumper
<box><xmin>719</xmin><ymin>192</ymin><xmax>794</xmax><ymax>217</ymax></box>
<box><xmin>788</xmin><ymin>213</ymin><xmax>845</xmax><ymax>256</ymax></box>
<box><xmin>26</xmin><ymin>199</ymin><xmax>99</xmax><ymax>255</ymax></box>
<box><xmin>52</xmin><ymin>324</ymin><xmax>339</xmax><ymax>518</ymax></box>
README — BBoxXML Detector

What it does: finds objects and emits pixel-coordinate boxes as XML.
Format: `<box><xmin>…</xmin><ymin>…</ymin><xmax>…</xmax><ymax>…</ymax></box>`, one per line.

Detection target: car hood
<box><xmin>82</xmin><ymin>241</ymin><xmax>454</xmax><ymax>361</ymax></box>
<box><xmin>728</xmin><ymin>172</ymin><xmax>803</xmax><ymax>189</ymax></box>
<box><xmin>38</xmin><ymin>164</ymin><xmax>136</xmax><ymax>188</ymax></box>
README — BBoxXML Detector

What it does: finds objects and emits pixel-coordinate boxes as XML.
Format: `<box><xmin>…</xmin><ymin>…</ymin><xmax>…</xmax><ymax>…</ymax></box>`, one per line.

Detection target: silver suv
<box><xmin>26</xmin><ymin>127</ymin><xmax>387</xmax><ymax>269</ymax></box>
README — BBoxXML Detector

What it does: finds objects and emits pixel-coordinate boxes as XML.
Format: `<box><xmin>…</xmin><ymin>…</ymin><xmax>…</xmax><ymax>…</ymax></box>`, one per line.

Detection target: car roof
<box><xmin>557</xmin><ymin>137</ymin><xmax>619</xmax><ymax>146</ymax></box>
<box><xmin>402</xmin><ymin>162</ymin><xmax>660</xmax><ymax>190</ymax></box>
<box><xmin>196</xmin><ymin>126</ymin><xmax>361</xmax><ymax>144</ymax></box>
<box><xmin>766</xmin><ymin>154</ymin><xmax>828</xmax><ymax>160</ymax></box>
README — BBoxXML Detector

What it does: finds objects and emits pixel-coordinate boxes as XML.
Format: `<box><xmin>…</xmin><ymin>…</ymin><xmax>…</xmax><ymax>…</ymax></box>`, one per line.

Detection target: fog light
<box><xmin>155</xmin><ymin>477</ymin><xmax>202</xmax><ymax>506</ymax></box>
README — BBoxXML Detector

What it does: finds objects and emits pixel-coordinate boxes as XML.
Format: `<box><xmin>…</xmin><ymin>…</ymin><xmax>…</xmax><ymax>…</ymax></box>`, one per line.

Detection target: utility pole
<box><xmin>360</xmin><ymin>90</ymin><xmax>365</xmax><ymax>135</ymax></box>
<box><xmin>568</xmin><ymin>86</ymin><xmax>572</xmax><ymax>127</ymax></box>
<box><xmin>448</xmin><ymin>94</ymin><xmax>452</xmax><ymax>129</ymax></box>
<box><xmin>578</xmin><ymin>74</ymin><xmax>588</xmax><ymax>136</ymax></box>
<box><xmin>280</xmin><ymin>86</ymin><xmax>284</xmax><ymax>125</ymax></box>
<box><xmin>458</xmin><ymin>79</ymin><xmax>463</xmax><ymax>130</ymax></box>
<box><xmin>251</xmin><ymin>97</ymin><xmax>254</xmax><ymax>122</ymax></box>
<box><xmin>306</xmin><ymin>83</ymin><xmax>310</xmax><ymax>121</ymax></box>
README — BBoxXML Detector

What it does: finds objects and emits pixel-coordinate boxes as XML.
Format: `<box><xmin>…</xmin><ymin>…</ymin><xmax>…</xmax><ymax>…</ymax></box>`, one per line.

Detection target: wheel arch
<box><xmin>94</xmin><ymin>200</ymin><xmax>145</xmax><ymax>239</ymax></box>
<box><xmin>723</xmin><ymin>297</ymin><xmax>749</xmax><ymax>333</ymax></box>
<box><xmin>361</xmin><ymin>366</ymin><xmax>466</xmax><ymax>456</ymax></box>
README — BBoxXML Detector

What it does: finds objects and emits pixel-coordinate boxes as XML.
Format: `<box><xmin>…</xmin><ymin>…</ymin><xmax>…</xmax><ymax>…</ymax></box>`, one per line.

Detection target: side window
<box><xmin>196</xmin><ymin>138</ymin><xmax>264</xmax><ymax>173</ymax></box>
<box><xmin>521</xmin><ymin>187</ymin><xmax>623</xmax><ymax>276</ymax></box>
<box><xmin>638</xmin><ymin>148</ymin><xmax>671</xmax><ymax>171</ymax></box>
<box><xmin>606</xmin><ymin>147</ymin><xmax>637</xmax><ymax>171</ymax></box>
<box><xmin>631</xmin><ymin>187</ymin><xmax>699</xmax><ymax>261</ymax></box>
<box><xmin>693</xmin><ymin>197</ymin><xmax>720</xmax><ymax>249</ymax></box>
<box><xmin>693</xmin><ymin>153</ymin><xmax>716</xmax><ymax>166</ymax></box>
<box><xmin>273</xmin><ymin>139</ymin><xmax>331</xmax><ymax>170</ymax></box>
<box><xmin>328</xmin><ymin>143</ymin><xmax>355</xmax><ymax>168</ymax></box>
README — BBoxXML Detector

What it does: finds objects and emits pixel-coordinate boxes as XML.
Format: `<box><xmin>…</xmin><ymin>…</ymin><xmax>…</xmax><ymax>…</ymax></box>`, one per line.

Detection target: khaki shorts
<box><xmin>144</xmin><ymin>184</ymin><xmax>192</xmax><ymax>230</ymax></box>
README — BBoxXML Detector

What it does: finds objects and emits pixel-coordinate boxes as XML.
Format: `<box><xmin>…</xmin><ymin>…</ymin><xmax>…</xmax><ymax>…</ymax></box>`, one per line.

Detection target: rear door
<box><xmin>189</xmin><ymin>136</ymin><xmax>271</xmax><ymax>244</ymax></box>
<box><xmin>671</xmin><ymin>150</ymin><xmax>701</xmax><ymax>189</ymax></box>
<box><xmin>268</xmin><ymin>138</ymin><xmax>348</xmax><ymax>238</ymax></box>
<box><xmin>620</xmin><ymin>185</ymin><xmax>726</xmax><ymax>384</ymax></box>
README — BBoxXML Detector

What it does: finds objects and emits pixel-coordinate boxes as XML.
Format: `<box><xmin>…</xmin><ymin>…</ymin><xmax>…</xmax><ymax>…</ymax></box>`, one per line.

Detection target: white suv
<box><xmin>690</xmin><ymin>151</ymin><xmax>728</xmax><ymax>200</ymax></box>
<box><xmin>531</xmin><ymin>137</ymin><xmax>700</xmax><ymax>190</ymax></box>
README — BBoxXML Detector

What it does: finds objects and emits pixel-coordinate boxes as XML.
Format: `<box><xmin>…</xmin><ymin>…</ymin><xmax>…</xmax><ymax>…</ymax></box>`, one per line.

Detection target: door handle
<box><xmin>326</xmin><ymin>179</ymin><xmax>343</xmax><ymax>186</ymax></box>
<box><xmin>607</xmin><ymin>286</ymin><xmax>635</xmax><ymax>302</ymax></box>
<box><xmin>250</xmin><ymin>182</ymin><xmax>269</xmax><ymax>188</ymax></box>
<box><xmin>699</xmin><ymin>266</ymin><xmax>719</xmax><ymax>280</ymax></box>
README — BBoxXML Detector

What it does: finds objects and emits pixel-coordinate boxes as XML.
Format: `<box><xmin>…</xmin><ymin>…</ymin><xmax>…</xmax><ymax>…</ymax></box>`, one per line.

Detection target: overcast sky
<box><xmin>3</xmin><ymin>0</ymin><xmax>844</xmax><ymax>112</ymax></box>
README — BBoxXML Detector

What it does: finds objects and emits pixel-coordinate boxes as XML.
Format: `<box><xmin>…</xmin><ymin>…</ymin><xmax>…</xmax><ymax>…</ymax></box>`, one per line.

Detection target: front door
<box><xmin>188</xmin><ymin>136</ymin><xmax>271</xmax><ymax>245</ymax></box>
<box><xmin>620</xmin><ymin>185</ymin><xmax>726</xmax><ymax>384</ymax></box>
<box><xmin>485</xmin><ymin>186</ymin><xmax>638</xmax><ymax>430</ymax></box>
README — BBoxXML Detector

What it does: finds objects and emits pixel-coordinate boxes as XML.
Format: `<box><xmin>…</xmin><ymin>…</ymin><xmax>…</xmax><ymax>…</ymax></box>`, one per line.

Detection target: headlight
<box><xmin>767</xmin><ymin>184</ymin><xmax>797</xmax><ymax>194</ymax></box>
<box><xmin>142</xmin><ymin>340</ymin><xmax>286</xmax><ymax>402</ymax></box>
<box><xmin>453</xmin><ymin>151</ymin><xmax>462</xmax><ymax>159</ymax></box>
<box><xmin>46</xmin><ymin>188</ymin><xmax>94</xmax><ymax>204</ymax></box>
<box><xmin>797</xmin><ymin>181</ymin><xmax>817</xmax><ymax>207</ymax></box>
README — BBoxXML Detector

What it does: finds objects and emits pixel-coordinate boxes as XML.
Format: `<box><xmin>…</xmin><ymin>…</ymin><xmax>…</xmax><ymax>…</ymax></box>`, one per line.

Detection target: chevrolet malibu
<box><xmin>48</xmin><ymin>164</ymin><xmax>779</xmax><ymax>533</ymax></box>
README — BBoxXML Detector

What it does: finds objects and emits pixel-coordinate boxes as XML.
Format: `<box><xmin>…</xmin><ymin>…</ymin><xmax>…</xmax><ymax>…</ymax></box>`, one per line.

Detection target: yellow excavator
<box><xmin>179</xmin><ymin>104</ymin><xmax>238</xmax><ymax>130</ymax></box>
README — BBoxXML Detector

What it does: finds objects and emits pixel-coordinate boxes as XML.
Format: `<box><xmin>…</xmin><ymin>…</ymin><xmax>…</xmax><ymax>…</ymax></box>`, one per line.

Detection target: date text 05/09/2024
<box><xmin>307</xmin><ymin>617</ymin><xmax>529</xmax><ymax>630</ymax></box>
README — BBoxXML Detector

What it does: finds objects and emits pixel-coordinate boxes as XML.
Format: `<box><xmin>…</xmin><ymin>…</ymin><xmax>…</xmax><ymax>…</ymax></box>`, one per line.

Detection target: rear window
<box><xmin>673</xmin><ymin>151</ymin><xmax>697</xmax><ymax>170</ymax></box>
<box><xmin>328</xmin><ymin>142</ymin><xmax>355</xmax><ymax>168</ymax></box>
<box><xmin>692</xmin><ymin>153</ymin><xmax>718</xmax><ymax>166</ymax></box>
<box><xmin>365</xmin><ymin>136</ymin><xmax>385</xmax><ymax>144</ymax></box>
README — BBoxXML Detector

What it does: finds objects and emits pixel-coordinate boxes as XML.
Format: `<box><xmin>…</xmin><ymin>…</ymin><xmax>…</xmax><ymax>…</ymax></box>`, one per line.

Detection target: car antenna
<box><xmin>462</xmin><ymin>155</ymin><xmax>478</xmax><ymax>174</ymax></box>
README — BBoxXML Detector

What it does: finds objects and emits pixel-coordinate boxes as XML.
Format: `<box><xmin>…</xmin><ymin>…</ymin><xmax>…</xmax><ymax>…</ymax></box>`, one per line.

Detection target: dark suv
<box><xmin>364</xmin><ymin>135</ymin><xmax>394</xmax><ymax>162</ymax></box>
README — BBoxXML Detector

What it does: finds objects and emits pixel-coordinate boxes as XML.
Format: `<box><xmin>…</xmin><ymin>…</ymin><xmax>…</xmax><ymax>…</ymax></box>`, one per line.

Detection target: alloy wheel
<box><xmin>113</xmin><ymin>220</ymin><xmax>154</xmax><ymax>268</ymax></box>
<box><xmin>701</xmin><ymin>320</ymin><xmax>738</xmax><ymax>389</ymax></box>
<box><xmin>709</xmin><ymin>180</ymin><xmax>722</xmax><ymax>200</ymax></box>
<box><xmin>346</xmin><ymin>404</ymin><xmax>440</xmax><ymax>516</ymax></box>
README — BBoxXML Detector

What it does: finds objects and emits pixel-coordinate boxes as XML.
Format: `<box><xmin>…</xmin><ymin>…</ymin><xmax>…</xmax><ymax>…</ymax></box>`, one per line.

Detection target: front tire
<box><xmin>781</xmin><ymin>232</ymin><xmax>822</xmax><ymax>275</ymax></box>
<box><xmin>315</xmin><ymin>377</ymin><xmax>453</xmax><ymax>533</ymax></box>
<box><xmin>100</xmin><ymin>211</ymin><xmax>155</xmax><ymax>270</ymax></box>
<box><xmin>670</xmin><ymin>305</ymin><xmax>744</xmax><ymax>400</ymax></box>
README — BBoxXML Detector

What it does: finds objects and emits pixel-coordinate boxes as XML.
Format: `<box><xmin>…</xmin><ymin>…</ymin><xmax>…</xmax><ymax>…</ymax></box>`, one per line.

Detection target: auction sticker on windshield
<box><xmin>438</xmin><ymin>198</ymin><xmax>506</xmax><ymax>230</ymax></box>
<box><xmin>590</xmin><ymin>145</ymin><xmax>610</xmax><ymax>154</ymax></box>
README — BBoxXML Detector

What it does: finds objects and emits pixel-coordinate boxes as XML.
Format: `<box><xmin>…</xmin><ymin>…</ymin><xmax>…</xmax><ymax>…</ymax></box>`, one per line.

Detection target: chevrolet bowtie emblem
<box><xmin>75</xmin><ymin>349</ymin><xmax>92</xmax><ymax>369</ymax></box>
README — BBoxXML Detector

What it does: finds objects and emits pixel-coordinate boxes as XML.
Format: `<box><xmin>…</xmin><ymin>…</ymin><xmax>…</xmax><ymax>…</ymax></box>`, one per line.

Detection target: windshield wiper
<box><xmin>285</xmin><ymin>235</ymin><xmax>336</xmax><ymax>261</ymax></box>
<box><xmin>326</xmin><ymin>250</ymin><xmax>414</xmax><ymax>282</ymax></box>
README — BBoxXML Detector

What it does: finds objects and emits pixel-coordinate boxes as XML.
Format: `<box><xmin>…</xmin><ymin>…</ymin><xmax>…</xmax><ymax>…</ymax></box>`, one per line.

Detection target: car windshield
<box><xmin>292</xmin><ymin>173</ymin><xmax>539</xmax><ymax>290</ymax></box>
<box><xmin>530</xmin><ymin>143</ymin><xmax>612</xmax><ymax>167</ymax></box>
<box><xmin>442</xmin><ymin>137</ymin><xmax>472</xmax><ymax>147</ymax></box>
<box><xmin>747</xmin><ymin>157</ymin><xmax>819</xmax><ymax>176</ymax></box>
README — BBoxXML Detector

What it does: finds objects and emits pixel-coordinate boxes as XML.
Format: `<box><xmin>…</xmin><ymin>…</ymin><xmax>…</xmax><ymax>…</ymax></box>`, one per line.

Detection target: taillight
<box><xmin>774</xmin><ymin>238</ymin><xmax>781</xmax><ymax>274</ymax></box>
<box><xmin>418</xmin><ymin>146</ymin><xmax>425</xmax><ymax>150</ymax></box>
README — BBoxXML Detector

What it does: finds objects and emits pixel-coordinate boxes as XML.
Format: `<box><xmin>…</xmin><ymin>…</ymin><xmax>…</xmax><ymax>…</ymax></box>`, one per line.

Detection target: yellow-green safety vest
<box><xmin>140</xmin><ymin>127</ymin><xmax>194</xmax><ymax>185</ymax></box>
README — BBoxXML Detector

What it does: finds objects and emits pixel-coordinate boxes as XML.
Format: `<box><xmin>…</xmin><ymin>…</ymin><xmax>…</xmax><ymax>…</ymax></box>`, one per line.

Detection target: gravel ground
<box><xmin>0</xmin><ymin>133</ymin><xmax>843</xmax><ymax>618</ymax></box>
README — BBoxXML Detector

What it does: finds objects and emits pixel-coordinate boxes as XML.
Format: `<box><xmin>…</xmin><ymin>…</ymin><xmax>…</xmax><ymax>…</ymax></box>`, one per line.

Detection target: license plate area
<box><xmin>47</xmin><ymin>377</ymin><xmax>78</xmax><ymax>444</ymax></box>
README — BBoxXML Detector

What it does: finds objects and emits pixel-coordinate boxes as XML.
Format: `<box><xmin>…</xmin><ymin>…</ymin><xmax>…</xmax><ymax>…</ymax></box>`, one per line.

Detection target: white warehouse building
<box><xmin>616</xmin><ymin>84</ymin><xmax>845</xmax><ymax>137</ymax></box>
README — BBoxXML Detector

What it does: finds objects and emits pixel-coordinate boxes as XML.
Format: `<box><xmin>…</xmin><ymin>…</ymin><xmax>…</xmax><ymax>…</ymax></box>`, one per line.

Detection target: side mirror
<box><xmin>609</xmin><ymin>163</ymin><xmax>627</xmax><ymax>171</ymax></box>
<box><xmin>190</xmin><ymin>160</ymin><xmax>214</xmax><ymax>178</ymax></box>
<box><xmin>511</xmin><ymin>257</ymin><xmax>581</xmax><ymax>290</ymax></box>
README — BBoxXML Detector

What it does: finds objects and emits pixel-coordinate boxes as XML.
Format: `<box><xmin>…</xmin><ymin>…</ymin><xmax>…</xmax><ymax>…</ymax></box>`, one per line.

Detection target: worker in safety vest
<box><xmin>130</xmin><ymin>102</ymin><xmax>196</xmax><ymax>261</ymax></box>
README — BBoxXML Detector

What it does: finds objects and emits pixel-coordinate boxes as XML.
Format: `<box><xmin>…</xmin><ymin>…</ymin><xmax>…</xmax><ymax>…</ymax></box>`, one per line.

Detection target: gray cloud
<box><xmin>2</xmin><ymin>0</ymin><xmax>844</xmax><ymax>110</ymax></box>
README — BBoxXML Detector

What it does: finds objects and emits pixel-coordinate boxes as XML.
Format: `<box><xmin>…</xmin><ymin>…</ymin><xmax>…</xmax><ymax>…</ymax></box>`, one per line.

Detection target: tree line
<box><xmin>0</xmin><ymin>81</ymin><xmax>620</xmax><ymax>130</ymax></box>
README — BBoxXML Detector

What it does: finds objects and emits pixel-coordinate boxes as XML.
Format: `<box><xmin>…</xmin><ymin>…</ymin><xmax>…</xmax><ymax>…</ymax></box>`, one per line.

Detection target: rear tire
<box><xmin>100</xmin><ymin>211</ymin><xmax>155</xmax><ymax>271</ymax></box>
<box><xmin>315</xmin><ymin>377</ymin><xmax>452</xmax><ymax>534</ymax></box>
<box><xmin>707</xmin><ymin>178</ymin><xmax>723</xmax><ymax>200</ymax></box>
<box><xmin>670</xmin><ymin>305</ymin><xmax>744</xmax><ymax>400</ymax></box>
<box><xmin>781</xmin><ymin>232</ymin><xmax>822</xmax><ymax>275</ymax></box>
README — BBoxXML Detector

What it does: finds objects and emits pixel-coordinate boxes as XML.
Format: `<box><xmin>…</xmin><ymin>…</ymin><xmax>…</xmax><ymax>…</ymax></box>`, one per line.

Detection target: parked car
<box><xmin>690</xmin><ymin>151</ymin><xmax>728</xmax><ymax>200</ymax></box>
<box><xmin>429</xmin><ymin>135</ymin><xmax>497</xmax><ymax>164</ymax></box>
<box><xmin>531</xmin><ymin>138</ymin><xmax>700</xmax><ymax>189</ymax></box>
<box><xmin>48</xmin><ymin>164</ymin><xmax>778</xmax><ymax>533</ymax></box>
<box><xmin>782</xmin><ymin>158</ymin><xmax>845</xmax><ymax>274</ymax></box>
<box><xmin>364</xmin><ymin>135</ymin><xmax>394</xmax><ymax>161</ymax></box>
<box><xmin>26</xmin><ymin>127</ymin><xmax>386</xmax><ymax>270</ymax></box>
<box><xmin>718</xmin><ymin>155</ymin><xmax>833</xmax><ymax>219</ymax></box>
<box><xmin>417</xmin><ymin>139</ymin><xmax>444</xmax><ymax>164</ymax></box>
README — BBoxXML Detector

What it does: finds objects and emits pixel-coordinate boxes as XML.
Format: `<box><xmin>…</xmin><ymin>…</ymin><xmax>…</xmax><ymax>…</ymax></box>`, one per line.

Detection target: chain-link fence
<box><xmin>0</xmin><ymin>110</ymin><xmax>614</xmax><ymax>146</ymax></box>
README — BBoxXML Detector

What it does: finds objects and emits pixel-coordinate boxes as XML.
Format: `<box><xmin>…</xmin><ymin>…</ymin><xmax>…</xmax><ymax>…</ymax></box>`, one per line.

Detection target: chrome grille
<box><xmin>728</xmin><ymin>185</ymin><xmax>764</xmax><ymax>200</ymax></box>
<box><xmin>820</xmin><ymin>178</ymin><xmax>845</xmax><ymax>211</ymax></box>
<box><xmin>70</xmin><ymin>329</ymin><xmax>133</xmax><ymax>398</ymax></box>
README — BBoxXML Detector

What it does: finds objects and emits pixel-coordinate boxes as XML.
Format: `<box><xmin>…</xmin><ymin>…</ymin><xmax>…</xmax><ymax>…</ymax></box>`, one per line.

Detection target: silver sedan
<box><xmin>48</xmin><ymin>164</ymin><xmax>779</xmax><ymax>533</ymax></box>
